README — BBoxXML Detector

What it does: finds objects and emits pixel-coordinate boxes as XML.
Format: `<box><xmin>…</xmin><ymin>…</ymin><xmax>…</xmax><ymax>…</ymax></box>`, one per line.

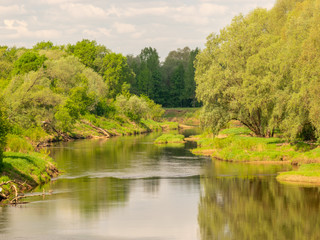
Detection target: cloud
<box><xmin>59</xmin><ymin>3</ymin><xmax>108</xmax><ymax>18</ymax></box>
<box><xmin>0</xmin><ymin>0</ymin><xmax>277</xmax><ymax>57</ymax></box>
<box><xmin>113</xmin><ymin>22</ymin><xmax>136</xmax><ymax>34</ymax></box>
<box><xmin>172</xmin><ymin>4</ymin><xmax>227</xmax><ymax>25</ymax></box>
<box><xmin>83</xmin><ymin>28</ymin><xmax>112</xmax><ymax>38</ymax></box>
<box><xmin>2</xmin><ymin>19</ymin><xmax>61</xmax><ymax>39</ymax></box>
<box><xmin>38</xmin><ymin>0</ymin><xmax>78</xmax><ymax>4</ymax></box>
<box><xmin>0</xmin><ymin>4</ymin><xmax>26</xmax><ymax>15</ymax></box>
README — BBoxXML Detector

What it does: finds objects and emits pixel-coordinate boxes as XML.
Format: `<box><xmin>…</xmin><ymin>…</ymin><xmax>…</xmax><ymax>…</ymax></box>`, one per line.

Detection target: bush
<box><xmin>115</xmin><ymin>95</ymin><xmax>149</xmax><ymax>121</ymax></box>
<box><xmin>115</xmin><ymin>94</ymin><xmax>165</xmax><ymax>122</ymax></box>
<box><xmin>0</xmin><ymin>102</ymin><xmax>9</xmax><ymax>170</ymax></box>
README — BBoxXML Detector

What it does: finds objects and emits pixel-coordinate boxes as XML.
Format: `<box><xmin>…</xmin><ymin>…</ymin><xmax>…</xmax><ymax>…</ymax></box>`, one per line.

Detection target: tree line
<box><xmin>0</xmin><ymin>40</ymin><xmax>199</xmax><ymax>167</ymax></box>
<box><xmin>195</xmin><ymin>0</ymin><xmax>320</xmax><ymax>141</ymax></box>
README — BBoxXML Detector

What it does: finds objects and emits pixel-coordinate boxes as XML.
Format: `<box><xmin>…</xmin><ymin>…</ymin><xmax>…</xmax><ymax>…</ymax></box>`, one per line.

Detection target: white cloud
<box><xmin>83</xmin><ymin>28</ymin><xmax>112</xmax><ymax>38</ymax></box>
<box><xmin>199</xmin><ymin>3</ymin><xmax>227</xmax><ymax>16</ymax></box>
<box><xmin>0</xmin><ymin>4</ymin><xmax>26</xmax><ymax>15</ymax></box>
<box><xmin>113</xmin><ymin>22</ymin><xmax>136</xmax><ymax>34</ymax></box>
<box><xmin>0</xmin><ymin>0</ymin><xmax>277</xmax><ymax>57</ymax></box>
<box><xmin>2</xmin><ymin>19</ymin><xmax>61</xmax><ymax>39</ymax></box>
<box><xmin>59</xmin><ymin>3</ymin><xmax>108</xmax><ymax>18</ymax></box>
<box><xmin>38</xmin><ymin>0</ymin><xmax>78</xmax><ymax>4</ymax></box>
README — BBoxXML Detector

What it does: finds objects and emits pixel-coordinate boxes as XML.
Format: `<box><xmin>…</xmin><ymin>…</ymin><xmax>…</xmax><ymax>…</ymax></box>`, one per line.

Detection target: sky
<box><xmin>0</xmin><ymin>0</ymin><xmax>276</xmax><ymax>60</ymax></box>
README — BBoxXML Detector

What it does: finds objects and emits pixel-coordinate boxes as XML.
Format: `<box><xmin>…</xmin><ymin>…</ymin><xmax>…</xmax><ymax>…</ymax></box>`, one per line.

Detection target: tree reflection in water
<box><xmin>198</xmin><ymin>161</ymin><xmax>320</xmax><ymax>240</ymax></box>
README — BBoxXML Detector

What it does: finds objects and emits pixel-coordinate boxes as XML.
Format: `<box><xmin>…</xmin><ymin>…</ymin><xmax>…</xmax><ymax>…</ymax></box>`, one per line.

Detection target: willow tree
<box><xmin>196</xmin><ymin>9</ymin><xmax>281</xmax><ymax>136</ymax></box>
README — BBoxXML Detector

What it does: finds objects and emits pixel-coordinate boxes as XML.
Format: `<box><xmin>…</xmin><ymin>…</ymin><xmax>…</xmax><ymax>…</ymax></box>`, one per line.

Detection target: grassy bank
<box><xmin>6</xmin><ymin>114</ymin><xmax>179</xmax><ymax>151</ymax></box>
<box><xmin>0</xmin><ymin>151</ymin><xmax>58</xmax><ymax>204</ymax></box>
<box><xmin>1</xmin><ymin>115</ymin><xmax>179</xmax><ymax>203</ymax></box>
<box><xmin>154</xmin><ymin>133</ymin><xmax>185</xmax><ymax>144</ymax></box>
<box><xmin>192</xmin><ymin>124</ymin><xmax>320</xmax><ymax>185</ymax></box>
<box><xmin>277</xmin><ymin>164</ymin><xmax>320</xmax><ymax>185</ymax></box>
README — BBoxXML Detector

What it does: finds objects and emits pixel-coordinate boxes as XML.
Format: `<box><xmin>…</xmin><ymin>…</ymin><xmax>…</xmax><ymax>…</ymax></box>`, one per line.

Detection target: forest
<box><xmin>196</xmin><ymin>0</ymin><xmax>320</xmax><ymax>141</ymax></box>
<box><xmin>0</xmin><ymin>40</ymin><xmax>199</xmax><ymax>169</ymax></box>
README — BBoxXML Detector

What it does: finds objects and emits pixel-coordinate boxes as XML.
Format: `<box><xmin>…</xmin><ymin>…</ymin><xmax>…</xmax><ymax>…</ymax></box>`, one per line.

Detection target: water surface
<box><xmin>0</xmin><ymin>132</ymin><xmax>320</xmax><ymax>240</ymax></box>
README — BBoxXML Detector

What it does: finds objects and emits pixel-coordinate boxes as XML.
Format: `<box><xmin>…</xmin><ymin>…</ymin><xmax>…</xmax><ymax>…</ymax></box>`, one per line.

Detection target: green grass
<box><xmin>154</xmin><ymin>133</ymin><xmax>185</xmax><ymax>144</ymax></box>
<box><xmin>193</xmin><ymin>126</ymin><xmax>320</xmax><ymax>163</ymax></box>
<box><xmin>279</xmin><ymin>164</ymin><xmax>320</xmax><ymax>177</ymax></box>
<box><xmin>219</xmin><ymin>127</ymin><xmax>252</xmax><ymax>136</ymax></box>
<box><xmin>0</xmin><ymin>151</ymin><xmax>58</xmax><ymax>202</ymax></box>
<box><xmin>193</xmin><ymin>125</ymin><xmax>320</xmax><ymax>184</ymax></box>
<box><xmin>5</xmin><ymin>134</ymin><xmax>34</xmax><ymax>153</ymax></box>
<box><xmin>1</xmin><ymin>151</ymin><xmax>57</xmax><ymax>185</ymax></box>
<box><xmin>276</xmin><ymin>163</ymin><xmax>320</xmax><ymax>184</ymax></box>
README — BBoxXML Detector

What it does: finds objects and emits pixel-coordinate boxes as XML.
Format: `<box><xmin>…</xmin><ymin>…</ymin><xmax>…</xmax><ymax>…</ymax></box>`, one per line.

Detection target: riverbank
<box><xmin>0</xmin><ymin>151</ymin><xmax>58</xmax><ymax>204</ymax></box>
<box><xmin>191</xmin><ymin>125</ymin><xmax>320</xmax><ymax>185</ymax></box>
<box><xmin>6</xmin><ymin>115</ymin><xmax>180</xmax><ymax>151</ymax></box>
<box><xmin>1</xmin><ymin>115</ymin><xmax>181</xmax><ymax>203</ymax></box>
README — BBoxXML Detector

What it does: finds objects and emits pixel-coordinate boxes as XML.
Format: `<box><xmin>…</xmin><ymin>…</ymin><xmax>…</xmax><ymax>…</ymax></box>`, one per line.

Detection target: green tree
<box><xmin>100</xmin><ymin>53</ymin><xmax>134</xmax><ymax>99</ymax></box>
<box><xmin>67</xmin><ymin>39</ymin><xmax>110</xmax><ymax>72</ymax></box>
<box><xmin>171</xmin><ymin>64</ymin><xmax>185</xmax><ymax>107</ymax></box>
<box><xmin>137</xmin><ymin>47</ymin><xmax>162</xmax><ymax>103</ymax></box>
<box><xmin>13</xmin><ymin>51</ymin><xmax>47</xmax><ymax>75</ymax></box>
<box><xmin>195</xmin><ymin>9</ymin><xmax>281</xmax><ymax>136</ymax></box>
<box><xmin>67</xmin><ymin>39</ymin><xmax>97</xmax><ymax>69</ymax></box>
<box><xmin>33</xmin><ymin>41</ymin><xmax>54</xmax><ymax>50</ymax></box>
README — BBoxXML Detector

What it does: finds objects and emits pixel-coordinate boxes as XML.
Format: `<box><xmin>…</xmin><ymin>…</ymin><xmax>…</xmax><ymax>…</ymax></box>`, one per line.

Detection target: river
<box><xmin>1</xmin><ymin>131</ymin><xmax>320</xmax><ymax>239</ymax></box>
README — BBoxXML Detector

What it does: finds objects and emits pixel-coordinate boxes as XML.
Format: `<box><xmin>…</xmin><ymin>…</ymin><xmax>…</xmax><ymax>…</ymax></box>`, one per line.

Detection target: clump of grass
<box><xmin>154</xmin><ymin>133</ymin><xmax>185</xmax><ymax>144</ymax></box>
<box><xmin>5</xmin><ymin>134</ymin><xmax>34</xmax><ymax>153</ymax></box>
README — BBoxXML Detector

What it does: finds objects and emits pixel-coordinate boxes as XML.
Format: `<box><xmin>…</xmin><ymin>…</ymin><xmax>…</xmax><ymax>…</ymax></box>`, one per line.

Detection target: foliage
<box><xmin>115</xmin><ymin>95</ymin><xmax>149</xmax><ymax>121</ymax></box>
<box><xmin>139</xmin><ymin>94</ymin><xmax>165</xmax><ymax>120</ymax></box>
<box><xmin>127</xmin><ymin>47</ymin><xmax>199</xmax><ymax>107</ymax></box>
<box><xmin>100</xmin><ymin>53</ymin><xmax>134</xmax><ymax>98</ymax></box>
<box><xmin>0</xmin><ymin>101</ymin><xmax>9</xmax><ymax>169</ymax></box>
<box><xmin>196</xmin><ymin>0</ymin><xmax>320</xmax><ymax>140</ymax></box>
<box><xmin>33</xmin><ymin>41</ymin><xmax>54</xmax><ymax>50</ymax></box>
<box><xmin>13</xmin><ymin>51</ymin><xmax>47</xmax><ymax>75</ymax></box>
<box><xmin>193</xmin><ymin>126</ymin><xmax>320</xmax><ymax>163</ymax></box>
<box><xmin>5</xmin><ymin>134</ymin><xmax>34</xmax><ymax>153</ymax></box>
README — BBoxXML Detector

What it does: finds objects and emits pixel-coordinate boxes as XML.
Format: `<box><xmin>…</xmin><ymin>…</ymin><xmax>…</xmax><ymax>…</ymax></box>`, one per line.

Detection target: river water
<box><xmin>1</xmin><ymin>131</ymin><xmax>320</xmax><ymax>239</ymax></box>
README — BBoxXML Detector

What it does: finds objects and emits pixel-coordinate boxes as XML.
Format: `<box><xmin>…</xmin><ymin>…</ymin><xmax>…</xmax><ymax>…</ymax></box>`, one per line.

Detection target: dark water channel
<box><xmin>1</xmin><ymin>131</ymin><xmax>320</xmax><ymax>239</ymax></box>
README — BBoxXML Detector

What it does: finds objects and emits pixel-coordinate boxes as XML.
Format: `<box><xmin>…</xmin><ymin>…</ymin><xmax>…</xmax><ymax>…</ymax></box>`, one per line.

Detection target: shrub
<box><xmin>0</xmin><ymin>102</ymin><xmax>9</xmax><ymax>170</ymax></box>
<box><xmin>115</xmin><ymin>95</ymin><xmax>149</xmax><ymax>121</ymax></box>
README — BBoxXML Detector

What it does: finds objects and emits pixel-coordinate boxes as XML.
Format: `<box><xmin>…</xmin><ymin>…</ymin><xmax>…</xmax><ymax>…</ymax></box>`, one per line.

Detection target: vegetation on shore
<box><xmin>0</xmin><ymin>151</ymin><xmax>58</xmax><ymax>204</ymax></box>
<box><xmin>196</xmin><ymin>0</ymin><xmax>320</xmax><ymax>141</ymax></box>
<box><xmin>0</xmin><ymin>40</ymin><xmax>190</xmax><ymax>202</ymax></box>
<box><xmin>192</xmin><ymin>122</ymin><xmax>320</xmax><ymax>184</ymax></box>
<box><xmin>154</xmin><ymin>133</ymin><xmax>185</xmax><ymax>144</ymax></box>
<box><xmin>193</xmin><ymin>0</ymin><xmax>320</xmax><ymax>185</ymax></box>
<box><xmin>277</xmin><ymin>164</ymin><xmax>320</xmax><ymax>185</ymax></box>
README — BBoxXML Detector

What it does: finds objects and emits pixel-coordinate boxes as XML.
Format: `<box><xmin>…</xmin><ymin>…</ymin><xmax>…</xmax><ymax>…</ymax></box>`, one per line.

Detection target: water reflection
<box><xmin>199</xmin><ymin>161</ymin><xmax>320</xmax><ymax>240</ymax></box>
<box><xmin>0</xmin><ymin>132</ymin><xmax>208</xmax><ymax>240</ymax></box>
